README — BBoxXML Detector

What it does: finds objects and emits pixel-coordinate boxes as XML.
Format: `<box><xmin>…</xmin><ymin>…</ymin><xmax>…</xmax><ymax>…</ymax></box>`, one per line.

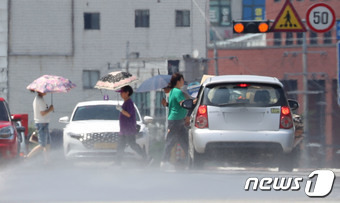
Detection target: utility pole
<box><xmin>126</xmin><ymin>41</ymin><xmax>130</xmax><ymax>73</ymax></box>
<box><xmin>213</xmin><ymin>41</ymin><xmax>218</xmax><ymax>76</ymax></box>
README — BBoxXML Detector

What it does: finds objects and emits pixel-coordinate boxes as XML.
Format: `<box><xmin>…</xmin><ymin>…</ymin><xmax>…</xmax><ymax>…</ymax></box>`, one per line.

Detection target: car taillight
<box><xmin>237</xmin><ymin>83</ymin><xmax>250</xmax><ymax>88</ymax></box>
<box><xmin>195</xmin><ymin>105</ymin><xmax>208</xmax><ymax>129</ymax></box>
<box><xmin>280</xmin><ymin>106</ymin><xmax>293</xmax><ymax>129</ymax></box>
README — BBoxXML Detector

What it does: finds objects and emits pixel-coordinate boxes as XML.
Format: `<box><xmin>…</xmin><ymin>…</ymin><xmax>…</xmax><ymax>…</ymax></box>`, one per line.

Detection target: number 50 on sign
<box><xmin>306</xmin><ymin>3</ymin><xmax>335</xmax><ymax>33</ymax></box>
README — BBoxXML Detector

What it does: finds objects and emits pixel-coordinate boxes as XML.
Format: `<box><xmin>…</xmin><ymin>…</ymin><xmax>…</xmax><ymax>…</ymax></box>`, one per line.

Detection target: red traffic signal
<box><xmin>233</xmin><ymin>20</ymin><xmax>270</xmax><ymax>34</ymax></box>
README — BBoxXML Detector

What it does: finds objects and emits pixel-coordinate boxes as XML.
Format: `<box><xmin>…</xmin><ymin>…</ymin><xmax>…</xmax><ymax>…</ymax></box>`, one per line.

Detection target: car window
<box><xmin>202</xmin><ymin>83</ymin><xmax>287</xmax><ymax>107</ymax></box>
<box><xmin>72</xmin><ymin>104</ymin><xmax>141</xmax><ymax>121</ymax></box>
<box><xmin>0</xmin><ymin>101</ymin><xmax>10</xmax><ymax>121</ymax></box>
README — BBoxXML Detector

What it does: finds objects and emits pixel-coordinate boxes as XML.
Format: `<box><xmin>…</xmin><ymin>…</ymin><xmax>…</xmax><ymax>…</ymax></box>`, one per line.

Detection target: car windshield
<box><xmin>202</xmin><ymin>83</ymin><xmax>287</xmax><ymax>107</ymax></box>
<box><xmin>72</xmin><ymin>104</ymin><xmax>140</xmax><ymax>121</ymax></box>
<box><xmin>72</xmin><ymin>105</ymin><xmax>120</xmax><ymax>121</ymax></box>
<box><xmin>0</xmin><ymin>101</ymin><xmax>10</xmax><ymax>121</ymax></box>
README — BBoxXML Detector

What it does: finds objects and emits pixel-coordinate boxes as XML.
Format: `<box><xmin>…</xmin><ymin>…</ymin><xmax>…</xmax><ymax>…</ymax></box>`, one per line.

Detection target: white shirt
<box><xmin>33</xmin><ymin>95</ymin><xmax>50</xmax><ymax>123</ymax></box>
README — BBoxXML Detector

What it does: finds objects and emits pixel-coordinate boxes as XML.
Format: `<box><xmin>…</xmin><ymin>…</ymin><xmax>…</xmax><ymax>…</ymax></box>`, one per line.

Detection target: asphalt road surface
<box><xmin>0</xmin><ymin>150</ymin><xmax>339</xmax><ymax>203</ymax></box>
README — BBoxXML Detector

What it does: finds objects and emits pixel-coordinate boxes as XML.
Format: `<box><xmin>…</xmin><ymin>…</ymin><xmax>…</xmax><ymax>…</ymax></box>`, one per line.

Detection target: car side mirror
<box><xmin>59</xmin><ymin>116</ymin><xmax>70</xmax><ymax>123</ymax></box>
<box><xmin>16</xmin><ymin>126</ymin><xmax>25</xmax><ymax>133</ymax></box>
<box><xmin>288</xmin><ymin>99</ymin><xmax>299</xmax><ymax>111</ymax></box>
<box><xmin>11</xmin><ymin>115</ymin><xmax>21</xmax><ymax>122</ymax></box>
<box><xmin>181</xmin><ymin>99</ymin><xmax>194</xmax><ymax>109</ymax></box>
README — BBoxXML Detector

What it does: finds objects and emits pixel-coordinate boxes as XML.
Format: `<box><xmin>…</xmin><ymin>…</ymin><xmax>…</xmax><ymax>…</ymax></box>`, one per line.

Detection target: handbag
<box><xmin>29</xmin><ymin>131</ymin><xmax>39</xmax><ymax>144</ymax></box>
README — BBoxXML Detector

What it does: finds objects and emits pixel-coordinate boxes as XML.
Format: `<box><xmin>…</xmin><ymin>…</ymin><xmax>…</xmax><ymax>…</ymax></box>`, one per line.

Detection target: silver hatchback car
<box><xmin>182</xmin><ymin>75</ymin><xmax>300</xmax><ymax>170</ymax></box>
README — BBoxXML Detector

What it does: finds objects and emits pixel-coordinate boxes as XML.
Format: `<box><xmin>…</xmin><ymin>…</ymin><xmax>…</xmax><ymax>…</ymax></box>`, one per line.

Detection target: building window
<box><xmin>296</xmin><ymin>32</ymin><xmax>303</xmax><ymax>45</ymax></box>
<box><xmin>167</xmin><ymin>60</ymin><xmax>180</xmax><ymax>75</ymax></box>
<box><xmin>307</xmin><ymin>79</ymin><xmax>325</xmax><ymax>143</ymax></box>
<box><xmin>209</xmin><ymin>0</ymin><xmax>231</xmax><ymax>27</ymax></box>
<box><xmin>323</xmin><ymin>31</ymin><xmax>332</xmax><ymax>44</ymax></box>
<box><xmin>135</xmin><ymin>10</ymin><xmax>149</xmax><ymax>28</ymax></box>
<box><xmin>286</xmin><ymin>32</ymin><xmax>293</xmax><ymax>46</ymax></box>
<box><xmin>131</xmin><ymin>92</ymin><xmax>150</xmax><ymax>117</ymax></box>
<box><xmin>280</xmin><ymin>79</ymin><xmax>298</xmax><ymax>101</ymax></box>
<box><xmin>155</xmin><ymin>91</ymin><xmax>167</xmax><ymax>118</ymax></box>
<box><xmin>83</xmin><ymin>70</ymin><xmax>100</xmax><ymax>89</ymax></box>
<box><xmin>132</xmin><ymin>91</ymin><xmax>167</xmax><ymax>120</ymax></box>
<box><xmin>84</xmin><ymin>13</ymin><xmax>100</xmax><ymax>30</ymax></box>
<box><xmin>274</xmin><ymin>32</ymin><xmax>281</xmax><ymax>46</ymax></box>
<box><xmin>176</xmin><ymin>10</ymin><xmax>190</xmax><ymax>27</ymax></box>
<box><xmin>243</xmin><ymin>0</ymin><xmax>265</xmax><ymax>20</ymax></box>
<box><xmin>310</xmin><ymin>31</ymin><xmax>317</xmax><ymax>45</ymax></box>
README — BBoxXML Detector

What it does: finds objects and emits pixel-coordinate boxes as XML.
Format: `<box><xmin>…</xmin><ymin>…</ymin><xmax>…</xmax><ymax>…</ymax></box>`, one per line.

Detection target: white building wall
<box><xmin>9</xmin><ymin>0</ymin><xmax>73</xmax><ymax>55</ymax></box>
<box><xmin>0</xmin><ymin>0</ymin><xmax>8</xmax><ymax>99</ymax></box>
<box><xmin>8</xmin><ymin>0</ymin><xmax>207</xmax><ymax>129</ymax></box>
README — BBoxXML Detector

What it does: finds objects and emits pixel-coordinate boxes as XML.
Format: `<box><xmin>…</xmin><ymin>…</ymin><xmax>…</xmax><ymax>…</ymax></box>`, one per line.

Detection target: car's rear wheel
<box><xmin>188</xmin><ymin>132</ymin><xmax>205</xmax><ymax>169</ymax></box>
<box><xmin>189</xmin><ymin>148</ymin><xmax>205</xmax><ymax>169</ymax></box>
<box><xmin>278</xmin><ymin>147</ymin><xmax>301</xmax><ymax>172</ymax></box>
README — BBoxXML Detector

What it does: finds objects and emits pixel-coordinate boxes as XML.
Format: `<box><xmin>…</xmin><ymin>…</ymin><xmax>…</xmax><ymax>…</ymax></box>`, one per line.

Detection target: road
<box><xmin>0</xmin><ymin>150</ymin><xmax>339</xmax><ymax>203</ymax></box>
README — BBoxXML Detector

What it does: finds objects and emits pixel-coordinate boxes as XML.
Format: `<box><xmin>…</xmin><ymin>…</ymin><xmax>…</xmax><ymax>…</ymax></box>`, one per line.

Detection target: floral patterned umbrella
<box><xmin>94</xmin><ymin>71</ymin><xmax>138</xmax><ymax>90</ymax></box>
<box><xmin>27</xmin><ymin>75</ymin><xmax>76</xmax><ymax>93</ymax></box>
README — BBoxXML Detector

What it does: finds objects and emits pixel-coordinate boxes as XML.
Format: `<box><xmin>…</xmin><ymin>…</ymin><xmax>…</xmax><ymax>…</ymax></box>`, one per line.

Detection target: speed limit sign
<box><xmin>306</xmin><ymin>3</ymin><xmax>335</xmax><ymax>33</ymax></box>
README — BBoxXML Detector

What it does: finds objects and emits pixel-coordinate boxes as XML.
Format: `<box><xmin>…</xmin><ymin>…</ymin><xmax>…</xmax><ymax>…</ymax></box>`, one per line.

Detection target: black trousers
<box><xmin>161</xmin><ymin>119</ymin><xmax>188</xmax><ymax>162</ymax></box>
<box><xmin>116</xmin><ymin>134</ymin><xmax>146</xmax><ymax>163</ymax></box>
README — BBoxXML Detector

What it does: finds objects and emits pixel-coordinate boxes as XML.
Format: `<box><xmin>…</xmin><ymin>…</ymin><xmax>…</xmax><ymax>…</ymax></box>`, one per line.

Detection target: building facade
<box><xmin>208</xmin><ymin>0</ymin><xmax>340</xmax><ymax>167</ymax></box>
<box><xmin>2</xmin><ymin>0</ymin><xmax>208</xmax><ymax>129</ymax></box>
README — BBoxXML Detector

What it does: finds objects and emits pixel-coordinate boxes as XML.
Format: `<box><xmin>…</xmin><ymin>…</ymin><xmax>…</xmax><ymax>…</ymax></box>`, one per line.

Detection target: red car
<box><xmin>0</xmin><ymin>97</ymin><xmax>25</xmax><ymax>159</ymax></box>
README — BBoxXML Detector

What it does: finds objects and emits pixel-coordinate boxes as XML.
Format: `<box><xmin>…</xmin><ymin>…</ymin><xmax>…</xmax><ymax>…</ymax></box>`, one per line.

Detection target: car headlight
<box><xmin>0</xmin><ymin>126</ymin><xmax>15</xmax><ymax>138</ymax></box>
<box><xmin>67</xmin><ymin>132</ymin><xmax>83</xmax><ymax>139</ymax></box>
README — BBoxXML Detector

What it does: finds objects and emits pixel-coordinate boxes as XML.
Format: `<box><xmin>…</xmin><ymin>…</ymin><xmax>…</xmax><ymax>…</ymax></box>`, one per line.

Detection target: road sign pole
<box><xmin>302</xmin><ymin>32</ymin><xmax>310</xmax><ymax>167</ymax></box>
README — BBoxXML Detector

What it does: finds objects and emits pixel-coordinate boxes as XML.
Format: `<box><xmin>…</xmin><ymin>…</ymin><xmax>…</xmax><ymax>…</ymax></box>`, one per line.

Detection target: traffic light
<box><xmin>233</xmin><ymin>20</ymin><xmax>270</xmax><ymax>34</ymax></box>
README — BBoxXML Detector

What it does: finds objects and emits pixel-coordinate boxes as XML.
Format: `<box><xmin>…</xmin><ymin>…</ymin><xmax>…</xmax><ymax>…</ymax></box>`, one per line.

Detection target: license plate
<box><xmin>226</xmin><ymin>112</ymin><xmax>263</xmax><ymax>122</ymax></box>
<box><xmin>94</xmin><ymin>143</ymin><xmax>117</xmax><ymax>149</ymax></box>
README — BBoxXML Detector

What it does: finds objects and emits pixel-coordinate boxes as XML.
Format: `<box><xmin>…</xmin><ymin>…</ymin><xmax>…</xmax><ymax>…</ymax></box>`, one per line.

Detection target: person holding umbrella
<box><xmin>25</xmin><ymin>75</ymin><xmax>76</xmax><ymax>163</ymax></box>
<box><xmin>115</xmin><ymin>85</ymin><xmax>152</xmax><ymax>166</ymax></box>
<box><xmin>25</xmin><ymin>91</ymin><xmax>54</xmax><ymax>163</ymax></box>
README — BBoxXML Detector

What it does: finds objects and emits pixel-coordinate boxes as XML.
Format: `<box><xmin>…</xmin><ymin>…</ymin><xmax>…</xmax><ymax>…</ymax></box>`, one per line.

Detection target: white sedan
<box><xmin>59</xmin><ymin>100</ymin><xmax>150</xmax><ymax>160</ymax></box>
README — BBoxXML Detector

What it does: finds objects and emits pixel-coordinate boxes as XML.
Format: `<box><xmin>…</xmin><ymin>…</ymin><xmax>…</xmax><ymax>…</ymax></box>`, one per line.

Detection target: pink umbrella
<box><xmin>27</xmin><ymin>75</ymin><xmax>76</xmax><ymax>103</ymax></box>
